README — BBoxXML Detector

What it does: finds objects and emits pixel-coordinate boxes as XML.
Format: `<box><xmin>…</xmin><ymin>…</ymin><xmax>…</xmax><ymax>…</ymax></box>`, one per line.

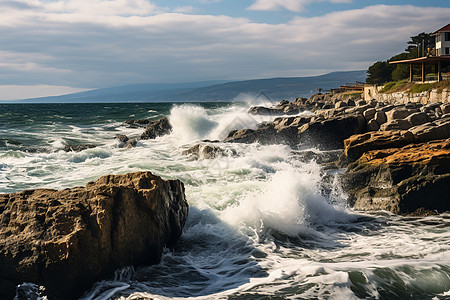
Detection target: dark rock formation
<box><xmin>342</xmin><ymin>138</ymin><xmax>450</xmax><ymax>215</ymax></box>
<box><xmin>63</xmin><ymin>144</ymin><xmax>97</xmax><ymax>152</ymax></box>
<box><xmin>124</xmin><ymin>119</ymin><xmax>151</xmax><ymax>128</ymax></box>
<box><xmin>116</xmin><ymin>134</ymin><xmax>137</xmax><ymax>148</ymax></box>
<box><xmin>141</xmin><ymin>117</ymin><xmax>172</xmax><ymax>140</ymax></box>
<box><xmin>0</xmin><ymin>171</ymin><xmax>189</xmax><ymax>300</ymax></box>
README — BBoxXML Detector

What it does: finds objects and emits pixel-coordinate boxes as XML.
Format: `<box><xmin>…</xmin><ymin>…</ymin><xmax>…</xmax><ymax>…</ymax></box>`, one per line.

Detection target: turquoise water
<box><xmin>2</xmin><ymin>102</ymin><xmax>450</xmax><ymax>300</ymax></box>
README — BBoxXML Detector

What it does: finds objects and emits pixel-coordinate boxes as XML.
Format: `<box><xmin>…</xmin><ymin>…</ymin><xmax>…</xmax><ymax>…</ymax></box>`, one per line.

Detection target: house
<box><xmin>432</xmin><ymin>23</ymin><xmax>450</xmax><ymax>56</ymax></box>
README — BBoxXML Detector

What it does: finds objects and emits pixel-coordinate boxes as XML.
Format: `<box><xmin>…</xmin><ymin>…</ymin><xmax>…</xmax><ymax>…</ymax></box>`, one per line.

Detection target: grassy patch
<box><xmin>410</xmin><ymin>83</ymin><xmax>434</xmax><ymax>94</ymax></box>
<box><xmin>379</xmin><ymin>79</ymin><xmax>409</xmax><ymax>93</ymax></box>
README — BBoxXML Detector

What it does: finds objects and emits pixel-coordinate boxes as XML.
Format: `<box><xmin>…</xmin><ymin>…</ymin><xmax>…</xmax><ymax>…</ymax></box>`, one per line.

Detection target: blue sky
<box><xmin>0</xmin><ymin>0</ymin><xmax>449</xmax><ymax>100</ymax></box>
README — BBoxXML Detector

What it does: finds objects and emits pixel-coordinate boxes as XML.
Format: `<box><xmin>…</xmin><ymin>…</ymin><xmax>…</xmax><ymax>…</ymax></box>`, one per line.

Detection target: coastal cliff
<box><xmin>0</xmin><ymin>171</ymin><xmax>189</xmax><ymax>300</ymax></box>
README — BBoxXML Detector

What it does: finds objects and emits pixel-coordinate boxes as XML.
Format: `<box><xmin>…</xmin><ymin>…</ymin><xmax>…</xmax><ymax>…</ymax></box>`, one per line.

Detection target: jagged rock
<box><xmin>343</xmin><ymin>130</ymin><xmax>414</xmax><ymax>161</ymax></box>
<box><xmin>406</xmin><ymin>112</ymin><xmax>430</xmax><ymax>127</ymax></box>
<box><xmin>356</xmin><ymin>100</ymin><xmax>367</xmax><ymax>106</ymax></box>
<box><xmin>63</xmin><ymin>144</ymin><xmax>97</xmax><ymax>152</ymax></box>
<box><xmin>0</xmin><ymin>172</ymin><xmax>188</xmax><ymax>300</ymax></box>
<box><xmin>421</xmin><ymin>102</ymin><xmax>442</xmax><ymax>113</ymax></box>
<box><xmin>124</xmin><ymin>119</ymin><xmax>151</xmax><ymax>128</ymax></box>
<box><xmin>380</xmin><ymin>119</ymin><xmax>412</xmax><ymax>131</ymax></box>
<box><xmin>342</xmin><ymin>138</ymin><xmax>450</xmax><ymax>214</ymax></box>
<box><xmin>182</xmin><ymin>143</ymin><xmax>236</xmax><ymax>159</ymax></box>
<box><xmin>335</xmin><ymin>101</ymin><xmax>347</xmax><ymax>109</ymax></box>
<box><xmin>116</xmin><ymin>134</ymin><xmax>137</xmax><ymax>148</ymax></box>
<box><xmin>248</xmin><ymin>106</ymin><xmax>283</xmax><ymax>115</ymax></box>
<box><xmin>296</xmin><ymin>114</ymin><xmax>366</xmax><ymax>149</ymax></box>
<box><xmin>409</xmin><ymin>119</ymin><xmax>450</xmax><ymax>143</ymax></box>
<box><xmin>141</xmin><ymin>117</ymin><xmax>172</xmax><ymax>140</ymax></box>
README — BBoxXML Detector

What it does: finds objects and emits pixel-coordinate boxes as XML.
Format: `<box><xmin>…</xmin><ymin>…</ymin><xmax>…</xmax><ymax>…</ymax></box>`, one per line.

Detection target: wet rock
<box><xmin>343</xmin><ymin>130</ymin><xmax>414</xmax><ymax>162</ymax></box>
<box><xmin>63</xmin><ymin>144</ymin><xmax>97</xmax><ymax>152</ymax></box>
<box><xmin>116</xmin><ymin>134</ymin><xmax>137</xmax><ymax>148</ymax></box>
<box><xmin>342</xmin><ymin>138</ymin><xmax>450</xmax><ymax>214</ymax></box>
<box><xmin>0</xmin><ymin>172</ymin><xmax>189</xmax><ymax>300</ymax></box>
<box><xmin>124</xmin><ymin>119</ymin><xmax>150</xmax><ymax>128</ymax></box>
<box><xmin>182</xmin><ymin>143</ymin><xmax>236</xmax><ymax>159</ymax></box>
<box><xmin>141</xmin><ymin>117</ymin><xmax>172</xmax><ymax>140</ymax></box>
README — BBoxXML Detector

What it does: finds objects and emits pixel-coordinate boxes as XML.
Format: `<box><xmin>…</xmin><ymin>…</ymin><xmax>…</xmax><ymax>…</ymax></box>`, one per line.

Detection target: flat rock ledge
<box><xmin>0</xmin><ymin>171</ymin><xmax>189</xmax><ymax>300</ymax></box>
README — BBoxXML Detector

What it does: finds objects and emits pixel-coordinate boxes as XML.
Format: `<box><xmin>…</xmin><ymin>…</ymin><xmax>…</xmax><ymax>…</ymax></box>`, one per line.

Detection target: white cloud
<box><xmin>0</xmin><ymin>2</ymin><xmax>449</xmax><ymax>94</ymax></box>
<box><xmin>248</xmin><ymin>0</ymin><xmax>352</xmax><ymax>12</ymax></box>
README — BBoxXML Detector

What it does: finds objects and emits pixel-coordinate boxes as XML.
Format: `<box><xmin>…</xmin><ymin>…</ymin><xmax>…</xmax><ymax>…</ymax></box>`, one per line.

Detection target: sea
<box><xmin>1</xmin><ymin>101</ymin><xmax>450</xmax><ymax>300</ymax></box>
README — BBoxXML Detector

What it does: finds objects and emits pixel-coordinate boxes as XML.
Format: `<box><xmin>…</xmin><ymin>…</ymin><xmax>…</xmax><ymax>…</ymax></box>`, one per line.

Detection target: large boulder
<box><xmin>409</xmin><ymin>119</ymin><xmax>450</xmax><ymax>143</ymax></box>
<box><xmin>182</xmin><ymin>143</ymin><xmax>236</xmax><ymax>159</ymax></box>
<box><xmin>141</xmin><ymin>117</ymin><xmax>172</xmax><ymax>139</ymax></box>
<box><xmin>343</xmin><ymin>130</ymin><xmax>414</xmax><ymax>161</ymax></box>
<box><xmin>0</xmin><ymin>172</ymin><xmax>189</xmax><ymax>300</ymax></box>
<box><xmin>343</xmin><ymin>139</ymin><xmax>450</xmax><ymax>214</ymax></box>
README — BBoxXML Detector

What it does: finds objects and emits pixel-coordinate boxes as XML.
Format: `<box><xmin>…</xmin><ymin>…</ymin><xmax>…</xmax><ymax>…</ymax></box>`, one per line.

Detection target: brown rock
<box><xmin>367</xmin><ymin>119</ymin><xmax>380</xmax><ymax>132</ymax></box>
<box><xmin>363</xmin><ymin>108</ymin><xmax>376</xmax><ymax>121</ymax></box>
<box><xmin>410</xmin><ymin>119</ymin><xmax>450</xmax><ymax>143</ymax></box>
<box><xmin>0</xmin><ymin>172</ymin><xmax>189</xmax><ymax>300</ymax></box>
<box><xmin>406</xmin><ymin>112</ymin><xmax>430</xmax><ymax>127</ymax></box>
<box><xmin>386</xmin><ymin>108</ymin><xmax>417</xmax><ymax>122</ymax></box>
<box><xmin>343</xmin><ymin>138</ymin><xmax>450</xmax><ymax>214</ymax></box>
<box><xmin>182</xmin><ymin>143</ymin><xmax>236</xmax><ymax>159</ymax></box>
<box><xmin>343</xmin><ymin>130</ymin><xmax>414</xmax><ymax>161</ymax></box>
<box><xmin>380</xmin><ymin>119</ymin><xmax>412</xmax><ymax>131</ymax></box>
<box><xmin>374</xmin><ymin>111</ymin><xmax>387</xmax><ymax>125</ymax></box>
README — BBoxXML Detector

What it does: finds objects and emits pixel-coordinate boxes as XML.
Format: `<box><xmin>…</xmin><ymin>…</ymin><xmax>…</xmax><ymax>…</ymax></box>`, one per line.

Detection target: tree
<box><xmin>405</xmin><ymin>32</ymin><xmax>434</xmax><ymax>57</ymax></box>
<box><xmin>389</xmin><ymin>52</ymin><xmax>410</xmax><ymax>81</ymax></box>
<box><xmin>366</xmin><ymin>61</ymin><xmax>393</xmax><ymax>84</ymax></box>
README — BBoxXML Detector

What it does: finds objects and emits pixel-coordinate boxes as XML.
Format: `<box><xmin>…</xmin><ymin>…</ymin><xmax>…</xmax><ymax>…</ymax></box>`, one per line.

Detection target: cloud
<box><xmin>0</xmin><ymin>2</ymin><xmax>449</xmax><ymax>91</ymax></box>
<box><xmin>248</xmin><ymin>0</ymin><xmax>352</xmax><ymax>12</ymax></box>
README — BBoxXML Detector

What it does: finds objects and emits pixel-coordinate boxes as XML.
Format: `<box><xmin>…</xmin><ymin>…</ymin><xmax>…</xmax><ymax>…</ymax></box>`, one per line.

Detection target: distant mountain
<box><xmin>12</xmin><ymin>71</ymin><xmax>366</xmax><ymax>103</ymax></box>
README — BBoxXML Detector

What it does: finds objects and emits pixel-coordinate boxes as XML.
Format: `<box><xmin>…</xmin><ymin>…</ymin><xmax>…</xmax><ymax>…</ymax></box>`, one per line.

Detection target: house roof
<box><xmin>434</xmin><ymin>23</ymin><xmax>450</xmax><ymax>33</ymax></box>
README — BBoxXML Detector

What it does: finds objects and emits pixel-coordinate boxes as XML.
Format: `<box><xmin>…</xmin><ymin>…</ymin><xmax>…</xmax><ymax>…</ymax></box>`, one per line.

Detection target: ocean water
<box><xmin>1</xmin><ymin>102</ymin><xmax>450</xmax><ymax>300</ymax></box>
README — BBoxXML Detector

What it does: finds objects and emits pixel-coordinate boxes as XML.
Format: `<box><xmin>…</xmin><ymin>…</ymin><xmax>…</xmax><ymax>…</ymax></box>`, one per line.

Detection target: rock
<box><xmin>386</xmin><ymin>108</ymin><xmax>417</xmax><ymax>122</ymax></box>
<box><xmin>335</xmin><ymin>101</ymin><xmax>347</xmax><ymax>109</ymax></box>
<box><xmin>363</xmin><ymin>108</ymin><xmax>377</xmax><ymax>121</ymax></box>
<box><xmin>379</xmin><ymin>104</ymin><xmax>398</xmax><ymax>113</ymax></box>
<box><xmin>406</xmin><ymin>112</ymin><xmax>430</xmax><ymax>127</ymax></box>
<box><xmin>248</xmin><ymin>106</ymin><xmax>283</xmax><ymax>115</ymax></box>
<box><xmin>343</xmin><ymin>130</ymin><xmax>414</xmax><ymax>162</ymax></box>
<box><xmin>141</xmin><ymin>117</ymin><xmax>172</xmax><ymax>140</ymax></box>
<box><xmin>297</xmin><ymin>114</ymin><xmax>366</xmax><ymax>149</ymax></box>
<box><xmin>182</xmin><ymin>143</ymin><xmax>236</xmax><ymax>159</ymax></box>
<box><xmin>63</xmin><ymin>144</ymin><xmax>97</xmax><ymax>152</ymax></box>
<box><xmin>380</xmin><ymin>119</ymin><xmax>412</xmax><ymax>131</ymax></box>
<box><xmin>346</xmin><ymin>99</ymin><xmax>356</xmax><ymax>107</ymax></box>
<box><xmin>374</xmin><ymin>111</ymin><xmax>387</xmax><ymax>125</ymax></box>
<box><xmin>0</xmin><ymin>172</ymin><xmax>188</xmax><ymax>300</ymax></box>
<box><xmin>441</xmin><ymin>103</ymin><xmax>450</xmax><ymax>115</ymax></box>
<box><xmin>116</xmin><ymin>134</ymin><xmax>137</xmax><ymax>148</ymax></box>
<box><xmin>345</xmin><ymin>104</ymin><xmax>372</xmax><ymax>115</ymax></box>
<box><xmin>124</xmin><ymin>119</ymin><xmax>150</xmax><ymax>128</ymax></box>
<box><xmin>356</xmin><ymin>100</ymin><xmax>367</xmax><ymax>106</ymax></box>
<box><xmin>343</xmin><ymin>139</ymin><xmax>450</xmax><ymax>214</ymax></box>
<box><xmin>409</xmin><ymin>119</ymin><xmax>450</xmax><ymax>143</ymax></box>
<box><xmin>421</xmin><ymin>102</ymin><xmax>442</xmax><ymax>113</ymax></box>
<box><xmin>367</xmin><ymin>119</ymin><xmax>380</xmax><ymax>132</ymax></box>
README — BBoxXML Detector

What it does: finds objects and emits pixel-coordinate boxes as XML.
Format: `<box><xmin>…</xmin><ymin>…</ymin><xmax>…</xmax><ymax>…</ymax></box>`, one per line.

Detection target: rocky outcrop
<box><xmin>63</xmin><ymin>144</ymin><xmax>97</xmax><ymax>152</ymax></box>
<box><xmin>0</xmin><ymin>171</ymin><xmax>189</xmax><ymax>300</ymax></box>
<box><xmin>343</xmin><ymin>139</ymin><xmax>450</xmax><ymax>214</ymax></box>
<box><xmin>116</xmin><ymin>134</ymin><xmax>137</xmax><ymax>148</ymax></box>
<box><xmin>141</xmin><ymin>117</ymin><xmax>172</xmax><ymax>139</ymax></box>
<box><xmin>124</xmin><ymin>119</ymin><xmax>151</xmax><ymax>128</ymax></box>
<box><xmin>182</xmin><ymin>143</ymin><xmax>237</xmax><ymax>159</ymax></box>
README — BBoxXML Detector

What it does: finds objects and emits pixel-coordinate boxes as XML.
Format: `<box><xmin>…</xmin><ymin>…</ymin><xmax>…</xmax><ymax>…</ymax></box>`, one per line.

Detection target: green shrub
<box><xmin>410</xmin><ymin>83</ymin><xmax>433</xmax><ymax>94</ymax></box>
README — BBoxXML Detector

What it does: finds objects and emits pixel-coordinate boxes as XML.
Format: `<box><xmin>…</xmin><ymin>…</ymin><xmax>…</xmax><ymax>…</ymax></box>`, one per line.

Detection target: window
<box><xmin>446</xmin><ymin>47</ymin><xmax>450</xmax><ymax>55</ymax></box>
<box><xmin>437</xmin><ymin>34</ymin><xmax>441</xmax><ymax>42</ymax></box>
<box><xmin>446</xmin><ymin>32</ymin><xmax>450</xmax><ymax>41</ymax></box>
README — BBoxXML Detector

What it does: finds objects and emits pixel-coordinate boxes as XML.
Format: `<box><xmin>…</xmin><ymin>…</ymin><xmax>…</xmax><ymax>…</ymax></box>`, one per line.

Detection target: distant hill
<box><xmin>13</xmin><ymin>71</ymin><xmax>366</xmax><ymax>103</ymax></box>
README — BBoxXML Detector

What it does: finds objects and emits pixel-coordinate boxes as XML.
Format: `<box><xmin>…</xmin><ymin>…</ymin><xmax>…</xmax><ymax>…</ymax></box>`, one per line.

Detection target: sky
<box><xmin>0</xmin><ymin>0</ymin><xmax>449</xmax><ymax>100</ymax></box>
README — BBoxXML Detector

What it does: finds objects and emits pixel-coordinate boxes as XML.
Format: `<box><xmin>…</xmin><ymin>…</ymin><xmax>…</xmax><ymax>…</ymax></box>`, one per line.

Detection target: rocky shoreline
<box><xmin>235</xmin><ymin>94</ymin><xmax>450</xmax><ymax>215</ymax></box>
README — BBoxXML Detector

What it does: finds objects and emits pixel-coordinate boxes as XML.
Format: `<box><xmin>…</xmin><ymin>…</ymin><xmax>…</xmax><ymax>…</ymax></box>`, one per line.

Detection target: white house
<box><xmin>434</xmin><ymin>23</ymin><xmax>450</xmax><ymax>56</ymax></box>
